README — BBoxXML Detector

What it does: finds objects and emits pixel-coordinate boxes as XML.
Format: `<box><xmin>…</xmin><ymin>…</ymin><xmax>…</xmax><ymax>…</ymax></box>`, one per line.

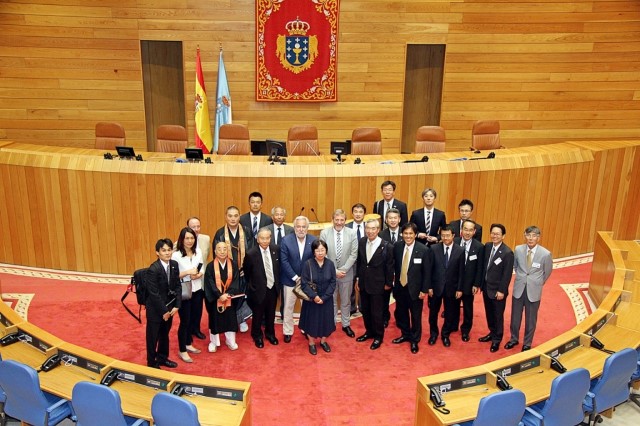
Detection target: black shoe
<box><xmin>193</xmin><ymin>331</ymin><xmax>206</xmax><ymax>340</ymax></box>
<box><xmin>522</xmin><ymin>345</ymin><xmax>531</xmax><ymax>352</ymax></box>
<box><xmin>392</xmin><ymin>336</ymin><xmax>408</xmax><ymax>344</ymax></box>
<box><xmin>490</xmin><ymin>343</ymin><xmax>499</xmax><ymax>353</ymax></box>
<box><xmin>147</xmin><ymin>363</ymin><xmax>160</xmax><ymax>369</ymax></box>
<box><xmin>442</xmin><ymin>337</ymin><xmax>451</xmax><ymax>347</ymax></box>
<box><xmin>504</xmin><ymin>341</ymin><xmax>519</xmax><ymax>350</ymax></box>
<box><xmin>370</xmin><ymin>339</ymin><xmax>382</xmax><ymax>350</ymax></box>
<box><xmin>462</xmin><ymin>333</ymin><xmax>470</xmax><ymax>342</ymax></box>
<box><xmin>478</xmin><ymin>334</ymin><xmax>492</xmax><ymax>342</ymax></box>
<box><xmin>266</xmin><ymin>335</ymin><xmax>279</xmax><ymax>345</ymax></box>
<box><xmin>254</xmin><ymin>338</ymin><xmax>264</xmax><ymax>348</ymax></box>
<box><xmin>309</xmin><ymin>344</ymin><xmax>317</xmax><ymax>355</ymax></box>
<box><xmin>160</xmin><ymin>359</ymin><xmax>178</xmax><ymax>368</ymax></box>
<box><xmin>284</xmin><ymin>335</ymin><xmax>292</xmax><ymax>343</ymax></box>
<box><xmin>428</xmin><ymin>336</ymin><xmax>437</xmax><ymax>345</ymax></box>
<box><xmin>410</xmin><ymin>343</ymin><xmax>419</xmax><ymax>354</ymax></box>
<box><xmin>356</xmin><ymin>333</ymin><xmax>371</xmax><ymax>342</ymax></box>
<box><xmin>440</xmin><ymin>311</ymin><xmax>445</xmax><ymax>318</ymax></box>
<box><xmin>342</xmin><ymin>326</ymin><xmax>355</xmax><ymax>338</ymax></box>
<box><xmin>320</xmin><ymin>342</ymin><xmax>331</xmax><ymax>353</ymax></box>
<box><xmin>383</xmin><ymin>320</ymin><xmax>389</xmax><ymax>328</ymax></box>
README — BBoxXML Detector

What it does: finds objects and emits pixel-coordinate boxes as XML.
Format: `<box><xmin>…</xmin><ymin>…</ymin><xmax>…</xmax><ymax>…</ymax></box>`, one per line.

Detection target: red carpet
<box><xmin>1</xmin><ymin>257</ymin><xmax>592</xmax><ymax>425</ymax></box>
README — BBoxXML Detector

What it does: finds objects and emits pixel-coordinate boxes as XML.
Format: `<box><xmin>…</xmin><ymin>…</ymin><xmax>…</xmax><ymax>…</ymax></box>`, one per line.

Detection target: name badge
<box><xmin>414</xmin><ymin>258</ymin><xmax>422</xmax><ymax>264</ymax></box>
<box><xmin>494</xmin><ymin>258</ymin><xmax>502</xmax><ymax>265</ymax></box>
<box><xmin>469</xmin><ymin>254</ymin><xmax>477</xmax><ymax>261</ymax></box>
<box><xmin>532</xmin><ymin>262</ymin><xmax>541</xmax><ymax>268</ymax></box>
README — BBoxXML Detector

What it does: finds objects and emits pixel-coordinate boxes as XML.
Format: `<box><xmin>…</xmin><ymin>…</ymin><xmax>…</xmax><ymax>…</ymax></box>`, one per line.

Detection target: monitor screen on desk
<box><xmin>266</xmin><ymin>139</ymin><xmax>287</xmax><ymax>158</ymax></box>
<box><xmin>185</xmin><ymin>148</ymin><xmax>204</xmax><ymax>160</ymax></box>
<box><xmin>330</xmin><ymin>141</ymin><xmax>351</xmax><ymax>156</ymax></box>
<box><xmin>116</xmin><ymin>146</ymin><xmax>135</xmax><ymax>158</ymax></box>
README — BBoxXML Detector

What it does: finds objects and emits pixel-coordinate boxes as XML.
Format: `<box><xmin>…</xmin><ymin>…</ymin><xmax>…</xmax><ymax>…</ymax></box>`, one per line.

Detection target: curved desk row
<box><xmin>0</xmin><ymin>304</ymin><xmax>251</xmax><ymax>426</ymax></box>
<box><xmin>0</xmin><ymin>141</ymin><xmax>638</xmax><ymax>275</ymax></box>
<box><xmin>415</xmin><ymin>232</ymin><xmax>640</xmax><ymax>425</ymax></box>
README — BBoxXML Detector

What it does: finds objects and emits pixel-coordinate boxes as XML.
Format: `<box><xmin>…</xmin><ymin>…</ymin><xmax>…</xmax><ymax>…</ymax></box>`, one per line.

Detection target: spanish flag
<box><xmin>194</xmin><ymin>48</ymin><xmax>213</xmax><ymax>153</ymax></box>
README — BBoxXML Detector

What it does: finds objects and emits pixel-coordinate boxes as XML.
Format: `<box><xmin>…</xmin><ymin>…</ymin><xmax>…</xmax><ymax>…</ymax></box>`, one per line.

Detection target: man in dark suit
<box><xmin>243</xmin><ymin>228</ymin><xmax>280</xmax><ymax>348</ymax></box>
<box><xmin>427</xmin><ymin>226</ymin><xmax>465</xmax><ymax>347</ymax></box>
<box><xmin>410</xmin><ymin>188</ymin><xmax>447</xmax><ymax>246</ymax></box>
<box><xmin>454</xmin><ymin>219</ymin><xmax>485</xmax><ymax>342</ymax></box>
<box><xmin>145</xmin><ymin>238</ymin><xmax>181</xmax><ymax>368</ymax></box>
<box><xmin>449</xmin><ymin>199</ymin><xmax>483</xmax><ymax>242</ymax></box>
<box><xmin>346</xmin><ymin>203</ymin><xmax>367</xmax><ymax>314</ymax></box>
<box><xmin>355</xmin><ymin>218</ymin><xmax>394</xmax><ymax>350</ymax></box>
<box><xmin>267</xmin><ymin>206</ymin><xmax>294</xmax><ymax>246</ymax></box>
<box><xmin>373</xmin><ymin>180</ymin><xmax>408</xmax><ymax>227</ymax></box>
<box><xmin>391</xmin><ymin>222</ymin><xmax>430</xmax><ymax>354</ymax></box>
<box><xmin>380</xmin><ymin>208</ymin><xmax>402</xmax><ymax>328</ymax></box>
<box><xmin>479</xmin><ymin>223</ymin><xmax>515</xmax><ymax>352</ymax></box>
<box><xmin>279</xmin><ymin>216</ymin><xmax>316</xmax><ymax>343</ymax></box>
<box><xmin>239</xmin><ymin>191</ymin><xmax>273</xmax><ymax>239</ymax></box>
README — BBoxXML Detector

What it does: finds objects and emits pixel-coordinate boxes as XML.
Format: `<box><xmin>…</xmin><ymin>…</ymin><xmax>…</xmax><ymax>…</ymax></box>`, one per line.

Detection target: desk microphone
<box><xmin>290</xmin><ymin>141</ymin><xmax>302</xmax><ymax>156</ymax></box>
<box><xmin>306</xmin><ymin>142</ymin><xmax>320</xmax><ymax>157</ymax></box>
<box><xmin>310</xmin><ymin>208</ymin><xmax>320</xmax><ymax>224</ymax></box>
<box><xmin>298</xmin><ymin>206</ymin><xmax>305</xmax><ymax>217</ymax></box>
<box><xmin>517</xmin><ymin>369</ymin><xmax>545</xmax><ymax>377</ymax></box>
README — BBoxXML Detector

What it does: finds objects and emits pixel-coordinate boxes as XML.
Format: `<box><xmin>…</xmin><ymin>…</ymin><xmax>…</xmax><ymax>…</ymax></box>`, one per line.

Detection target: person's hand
<box><xmin>336</xmin><ymin>270</ymin><xmax>346</xmax><ymax>279</ymax></box>
<box><xmin>162</xmin><ymin>312</ymin><xmax>171</xmax><ymax>321</ymax></box>
<box><xmin>188</xmin><ymin>267</ymin><xmax>198</xmax><ymax>275</ymax></box>
<box><xmin>418</xmin><ymin>292</ymin><xmax>426</xmax><ymax>300</ymax></box>
<box><xmin>428</xmin><ymin>289</ymin><xmax>433</xmax><ymax>297</ymax></box>
<box><xmin>314</xmin><ymin>296</ymin><xmax>323</xmax><ymax>304</ymax></box>
<box><xmin>355</xmin><ymin>280</ymin><xmax>360</xmax><ymax>292</ymax></box>
<box><xmin>384</xmin><ymin>285</ymin><xmax>392</xmax><ymax>291</ymax></box>
<box><xmin>496</xmin><ymin>291</ymin><xmax>504</xmax><ymax>301</ymax></box>
<box><xmin>472</xmin><ymin>286</ymin><xmax>479</xmax><ymax>295</ymax></box>
<box><xmin>455</xmin><ymin>291</ymin><xmax>462</xmax><ymax>299</ymax></box>
<box><xmin>220</xmin><ymin>293</ymin><xmax>229</xmax><ymax>302</ymax></box>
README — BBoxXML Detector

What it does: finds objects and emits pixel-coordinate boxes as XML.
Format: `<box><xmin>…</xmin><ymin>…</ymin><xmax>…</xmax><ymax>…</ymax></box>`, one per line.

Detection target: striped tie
<box><xmin>336</xmin><ymin>231</ymin><xmax>342</xmax><ymax>265</ymax></box>
<box><xmin>252</xmin><ymin>216</ymin><xmax>258</xmax><ymax>237</ymax></box>
<box><xmin>425</xmin><ymin>210</ymin><xmax>431</xmax><ymax>236</ymax></box>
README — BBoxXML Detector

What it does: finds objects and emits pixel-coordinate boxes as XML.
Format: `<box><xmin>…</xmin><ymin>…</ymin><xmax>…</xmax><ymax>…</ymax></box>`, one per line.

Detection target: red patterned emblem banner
<box><xmin>256</xmin><ymin>0</ymin><xmax>339</xmax><ymax>102</ymax></box>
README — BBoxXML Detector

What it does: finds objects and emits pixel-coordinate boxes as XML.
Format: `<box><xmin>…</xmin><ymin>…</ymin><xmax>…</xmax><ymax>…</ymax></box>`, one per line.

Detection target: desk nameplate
<box><xmin>545</xmin><ymin>336</ymin><xmax>581</xmax><ymax>358</ymax></box>
<box><xmin>493</xmin><ymin>356</ymin><xmax>541</xmax><ymax>377</ymax></box>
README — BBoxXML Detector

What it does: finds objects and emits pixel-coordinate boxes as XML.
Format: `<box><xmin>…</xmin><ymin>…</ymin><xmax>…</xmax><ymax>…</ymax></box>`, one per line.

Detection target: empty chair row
<box><xmin>95</xmin><ymin>122</ymin><xmax>188</xmax><ymax>153</ymax></box>
<box><xmin>0</xmin><ymin>358</ymin><xmax>201</xmax><ymax>426</ymax></box>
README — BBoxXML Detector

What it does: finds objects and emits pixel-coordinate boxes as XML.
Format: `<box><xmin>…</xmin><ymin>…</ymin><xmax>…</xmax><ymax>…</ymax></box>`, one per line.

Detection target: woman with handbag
<box><xmin>172</xmin><ymin>227</ymin><xmax>204</xmax><ymax>363</ymax></box>
<box><xmin>204</xmin><ymin>241</ymin><xmax>240</xmax><ymax>352</ymax></box>
<box><xmin>299</xmin><ymin>239</ymin><xmax>337</xmax><ymax>355</ymax></box>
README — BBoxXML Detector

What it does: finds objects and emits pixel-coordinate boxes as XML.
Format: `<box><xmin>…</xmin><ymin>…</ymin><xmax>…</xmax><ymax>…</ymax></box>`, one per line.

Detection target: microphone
<box><xmin>306</xmin><ymin>142</ymin><xmax>320</xmax><ymax>156</ymax></box>
<box><xmin>222</xmin><ymin>144</ymin><xmax>236</xmax><ymax>156</ymax></box>
<box><xmin>298</xmin><ymin>206</ymin><xmax>305</xmax><ymax>217</ymax></box>
<box><xmin>289</xmin><ymin>141</ymin><xmax>302</xmax><ymax>156</ymax></box>
<box><xmin>310</xmin><ymin>208</ymin><xmax>320</xmax><ymax>224</ymax></box>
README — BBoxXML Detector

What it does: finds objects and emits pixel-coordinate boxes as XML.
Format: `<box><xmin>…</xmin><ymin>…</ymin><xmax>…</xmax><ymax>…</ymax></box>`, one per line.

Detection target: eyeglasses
<box><xmin>525</xmin><ymin>233</ymin><xmax>540</xmax><ymax>238</ymax></box>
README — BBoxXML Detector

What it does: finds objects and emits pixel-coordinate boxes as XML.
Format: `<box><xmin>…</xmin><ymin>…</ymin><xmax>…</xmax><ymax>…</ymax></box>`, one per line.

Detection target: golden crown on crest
<box><xmin>285</xmin><ymin>17</ymin><xmax>310</xmax><ymax>35</ymax></box>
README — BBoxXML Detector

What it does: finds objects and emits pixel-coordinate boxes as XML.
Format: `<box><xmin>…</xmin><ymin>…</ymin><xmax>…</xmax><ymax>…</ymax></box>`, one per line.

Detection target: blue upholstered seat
<box><xmin>454</xmin><ymin>388</ymin><xmax>526</xmax><ymax>426</ymax></box>
<box><xmin>151</xmin><ymin>391</ymin><xmax>201</xmax><ymax>426</ymax></box>
<box><xmin>72</xmin><ymin>381</ymin><xmax>147</xmax><ymax>426</ymax></box>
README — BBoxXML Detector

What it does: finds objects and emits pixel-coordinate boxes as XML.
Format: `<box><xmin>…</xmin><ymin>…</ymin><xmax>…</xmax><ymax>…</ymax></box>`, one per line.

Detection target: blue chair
<box><xmin>0</xmin><ymin>359</ymin><xmax>74</xmax><ymax>425</ymax></box>
<box><xmin>628</xmin><ymin>348</ymin><xmax>640</xmax><ymax>408</ymax></box>
<box><xmin>151</xmin><ymin>392</ymin><xmax>201</xmax><ymax>426</ymax></box>
<box><xmin>582</xmin><ymin>347</ymin><xmax>637</xmax><ymax>425</ymax></box>
<box><xmin>72</xmin><ymin>381</ymin><xmax>148</xmax><ymax>426</ymax></box>
<box><xmin>454</xmin><ymin>388</ymin><xmax>526</xmax><ymax>426</ymax></box>
<box><xmin>521</xmin><ymin>367</ymin><xmax>590</xmax><ymax>426</ymax></box>
<box><xmin>0</xmin><ymin>355</ymin><xmax>5</xmax><ymax>426</ymax></box>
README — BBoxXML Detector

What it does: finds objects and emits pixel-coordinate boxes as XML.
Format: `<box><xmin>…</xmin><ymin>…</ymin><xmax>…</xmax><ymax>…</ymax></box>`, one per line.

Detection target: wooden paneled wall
<box><xmin>0</xmin><ymin>1</ymin><xmax>639</xmax><ymax>152</ymax></box>
<box><xmin>0</xmin><ymin>141</ymin><xmax>638</xmax><ymax>274</ymax></box>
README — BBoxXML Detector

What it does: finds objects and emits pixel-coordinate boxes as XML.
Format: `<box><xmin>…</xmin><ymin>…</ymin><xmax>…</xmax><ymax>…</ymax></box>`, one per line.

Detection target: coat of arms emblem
<box><xmin>276</xmin><ymin>17</ymin><xmax>318</xmax><ymax>74</ymax></box>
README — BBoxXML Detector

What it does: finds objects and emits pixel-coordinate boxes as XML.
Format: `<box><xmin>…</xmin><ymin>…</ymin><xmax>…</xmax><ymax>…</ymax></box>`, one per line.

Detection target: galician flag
<box><xmin>214</xmin><ymin>49</ymin><xmax>232</xmax><ymax>153</ymax></box>
<box><xmin>194</xmin><ymin>48</ymin><xmax>213</xmax><ymax>153</ymax></box>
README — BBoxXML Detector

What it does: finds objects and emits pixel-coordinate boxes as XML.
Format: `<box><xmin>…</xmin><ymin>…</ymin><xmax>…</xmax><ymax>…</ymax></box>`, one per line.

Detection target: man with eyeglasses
<box><xmin>449</xmin><ymin>199</ymin><xmax>483</xmax><ymax>242</ymax></box>
<box><xmin>505</xmin><ymin>226</ymin><xmax>552</xmax><ymax>352</ymax></box>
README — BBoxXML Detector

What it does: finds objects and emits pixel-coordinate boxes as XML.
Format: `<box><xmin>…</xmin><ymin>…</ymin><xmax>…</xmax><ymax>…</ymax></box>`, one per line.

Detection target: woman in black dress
<box><xmin>299</xmin><ymin>239</ymin><xmax>337</xmax><ymax>355</ymax></box>
<box><xmin>204</xmin><ymin>241</ymin><xmax>240</xmax><ymax>352</ymax></box>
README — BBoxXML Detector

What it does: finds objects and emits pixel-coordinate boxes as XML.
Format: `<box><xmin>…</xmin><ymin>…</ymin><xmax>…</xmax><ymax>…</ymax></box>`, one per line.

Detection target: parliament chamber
<box><xmin>1</xmin><ymin>0</ymin><xmax>640</xmax><ymax>424</ymax></box>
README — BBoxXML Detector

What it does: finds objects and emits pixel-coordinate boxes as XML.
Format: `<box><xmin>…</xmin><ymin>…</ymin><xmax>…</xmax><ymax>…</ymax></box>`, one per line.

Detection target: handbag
<box><xmin>293</xmin><ymin>261</ymin><xmax>317</xmax><ymax>301</ymax></box>
<box><xmin>181</xmin><ymin>280</ymin><xmax>192</xmax><ymax>300</ymax></box>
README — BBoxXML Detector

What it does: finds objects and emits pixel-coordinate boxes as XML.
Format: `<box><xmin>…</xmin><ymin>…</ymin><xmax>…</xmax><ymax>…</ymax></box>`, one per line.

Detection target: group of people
<box><xmin>145</xmin><ymin>184</ymin><xmax>553</xmax><ymax>367</ymax></box>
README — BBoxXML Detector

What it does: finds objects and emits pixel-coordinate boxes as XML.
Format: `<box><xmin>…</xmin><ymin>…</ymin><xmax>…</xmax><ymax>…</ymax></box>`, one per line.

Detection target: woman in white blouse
<box><xmin>172</xmin><ymin>227</ymin><xmax>204</xmax><ymax>362</ymax></box>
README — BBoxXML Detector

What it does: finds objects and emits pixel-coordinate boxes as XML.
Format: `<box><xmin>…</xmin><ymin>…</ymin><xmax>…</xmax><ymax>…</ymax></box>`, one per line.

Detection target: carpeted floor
<box><xmin>1</xmin><ymin>255</ymin><xmax>593</xmax><ymax>425</ymax></box>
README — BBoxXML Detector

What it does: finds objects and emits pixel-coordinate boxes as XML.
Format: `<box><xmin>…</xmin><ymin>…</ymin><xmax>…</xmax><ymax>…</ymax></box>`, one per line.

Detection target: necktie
<box><xmin>277</xmin><ymin>227</ymin><xmax>283</xmax><ymax>245</ymax></box>
<box><xmin>400</xmin><ymin>247</ymin><xmax>410</xmax><ymax>286</ymax></box>
<box><xmin>336</xmin><ymin>231</ymin><xmax>342</xmax><ymax>265</ymax></box>
<box><xmin>391</xmin><ymin>231</ymin><xmax>396</xmax><ymax>244</ymax></box>
<box><xmin>357</xmin><ymin>225</ymin><xmax>362</xmax><ymax>240</ymax></box>
<box><xmin>263</xmin><ymin>250</ymin><xmax>274</xmax><ymax>289</ymax></box>
<box><xmin>488</xmin><ymin>247</ymin><xmax>496</xmax><ymax>268</ymax></box>
<box><xmin>366</xmin><ymin>241</ymin><xmax>373</xmax><ymax>262</ymax></box>
<box><xmin>527</xmin><ymin>249</ymin><xmax>533</xmax><ymax>270</ymax></box>
<box><xmin>165</xmin><ymin>264</ymin><xmax>170</xmax><ymax>283</ymax></box>
<box><xmin>460</xmin><ymin>239</ymin><xmax>465</xmax><ymax>247</ymax></box>
<box><xmin>252</xmin><ymin>216</ymin><xmax>258</xmax><ymax>237</ymax></box>
<box><xmin>425</xmin><ymin>210</ymin><xmax>431</xmax><ymax>236</ymax></box>
<box><xmin>444</xmin><ymin>246</ymin><xmax>450</xmax><ymax>269</ymax></box>
<box><xmin>463</xmin><ymin>240</ymin><xmax>469</xmax><ymax>263</ymax></box>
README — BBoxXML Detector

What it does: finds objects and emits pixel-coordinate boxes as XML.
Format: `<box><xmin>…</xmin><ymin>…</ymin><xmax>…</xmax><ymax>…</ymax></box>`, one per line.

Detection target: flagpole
<box><xmin>214</xmin><ymin>45</ymin><xmax>232</xmax><ymax>153</ymax></box>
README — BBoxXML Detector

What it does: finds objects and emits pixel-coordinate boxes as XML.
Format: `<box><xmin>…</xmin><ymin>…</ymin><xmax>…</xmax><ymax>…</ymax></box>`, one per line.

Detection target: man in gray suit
<box><xmin>320</xmin><ymin>209</ymin><xmax>359</xmax><ymax>337</ymax></box>
<box><xmin>505</xmin><ymin>226</ymin><xmax>553</xmax><ymax>352</ymax></box>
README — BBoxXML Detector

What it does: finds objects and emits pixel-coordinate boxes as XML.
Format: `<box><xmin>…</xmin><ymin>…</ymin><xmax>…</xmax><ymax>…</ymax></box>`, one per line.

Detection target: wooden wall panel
<box><xmin>0</xmin><ymin>1</ymin><xmax>638</xmax><ymax>152</ymax></box>
<box><xmin>0</xmin><ymin>141</ymin><xmax>638</xmax><ymax>274</ymax></box>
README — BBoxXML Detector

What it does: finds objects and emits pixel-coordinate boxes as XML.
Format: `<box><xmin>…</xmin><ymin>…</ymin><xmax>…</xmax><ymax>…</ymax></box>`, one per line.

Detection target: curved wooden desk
<box><xmin>0</xmin><ymin>141</ymin><xmax>638</xmax><ymax>275</ymax></box>
<box><xmin>415</xmin><ymin>232</ymin><xmax>640</xmax><ymax>425</ymax></box>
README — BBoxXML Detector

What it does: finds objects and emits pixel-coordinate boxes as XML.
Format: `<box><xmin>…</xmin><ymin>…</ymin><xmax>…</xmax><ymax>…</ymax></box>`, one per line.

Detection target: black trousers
<box><xmin>177</xmin><ymin>297</ymin><xmax>193</xmax><ymax>352</ymax></box>
<box><xmin>442</xmin><ymin>295</ymin><xmax>460</xmax><ymax>338</ymax></box>
<box><xmin>188</xmin><ymin>289</ymin><xmax>204</xmax><ymax>335</ymax></box>
<box><xmin>483</xmin><ymin>291</ymin><xmax>506</xmax><ymax>344</ymax></box>
<box><xmin>146</xmin><ymin>315</ymin><xmax>173</xmax><ymax>366</ymax></box>
<box><xmin>249</xmin><ymin>286</ymin><xmax>278</xmax><ymax>340</ymax></box>
<box><xmin>459</xmin><ymin>293</ymin><xmax>474</xmax><ymax>335</ymax></box>
<box><xmin>383</xmin><ymin>287</ymin><xmax>392</xmax><ymax>324</ymax></box>
<box><xmin>360</xmin><ymin>289</ymin><xmax>385</xmax><ymax>340</ymax></box>
<box><xmin>427</xmin><ymin>293</ymin><xmax>444</xmax><ymax>338</ymax></box>
<box><xmin>393</xmin><ymin>285</ymin><xmax>424</xmax><ymax>343</ymax></box>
